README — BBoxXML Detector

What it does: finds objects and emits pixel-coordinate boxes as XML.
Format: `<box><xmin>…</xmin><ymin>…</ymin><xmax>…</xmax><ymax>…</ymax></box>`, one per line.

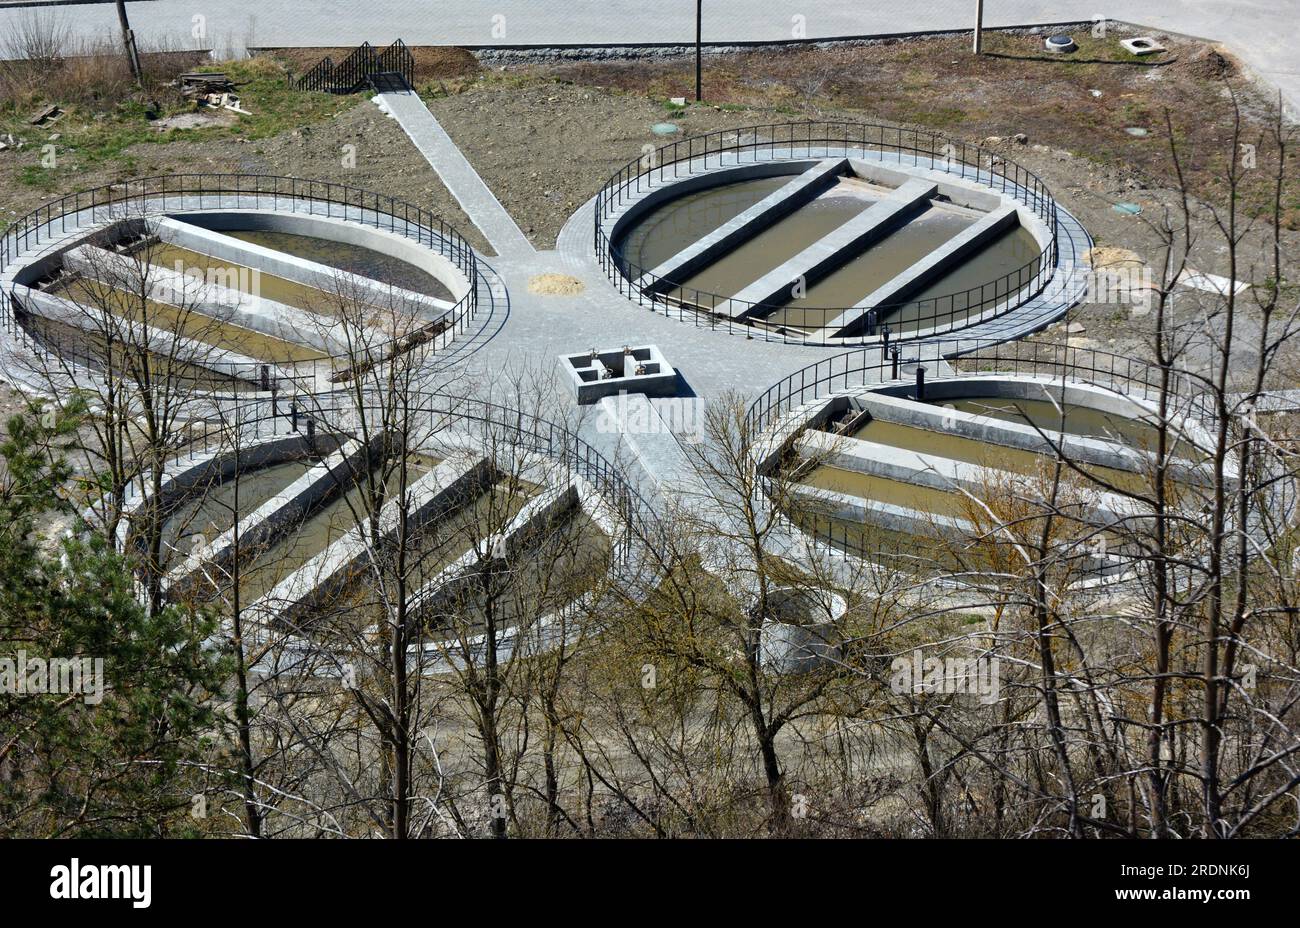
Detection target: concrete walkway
<box><xmin>375</xmin><ymin>88</ymin><xmax>534</xmax><ymax>259</ymax></box>
<box><xmin>3</xmin><ymin>2</ymin><xmax>1298</xmax><ymax>114</ymax></box>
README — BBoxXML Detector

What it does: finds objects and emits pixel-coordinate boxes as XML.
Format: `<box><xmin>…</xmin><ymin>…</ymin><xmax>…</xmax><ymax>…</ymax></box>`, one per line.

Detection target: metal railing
<box><xmin>166</xmin><ymin>390</ymin><xmax>653</xmax><ymax>551</ymax></box>
<box><xmin>1</xmin><ymin>173</ymin><xmax>480</xmax><ymax>396</ymax></box>
<box><xmin>593</xmin><ymin>121</ymin><xmax>1060</xmax><ymax>346</ymax></box>
<box><xmin>296</xmin><ymin>39</ymin><xmax>414</xmax><ymax>94</ymax></box>
<box><xmin>747</xmin><ymin>337</ymin><xmax>1214</xmax><ymax>438</ymax></box>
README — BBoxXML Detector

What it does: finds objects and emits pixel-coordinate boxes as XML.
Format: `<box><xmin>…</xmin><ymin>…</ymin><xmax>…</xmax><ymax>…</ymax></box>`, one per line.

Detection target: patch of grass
<box><xmin>17</xmin><ymin>164</ymin><xmax>57</xmax><ymax>190</ymax></box>
<box><xmin>0</xmin><ymin>55</ymin><xmax>356</xmax><ymax>194</ymax></box>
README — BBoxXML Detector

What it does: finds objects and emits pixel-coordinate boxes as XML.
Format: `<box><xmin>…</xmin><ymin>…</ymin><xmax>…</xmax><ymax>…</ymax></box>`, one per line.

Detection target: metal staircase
<box><xmin>296</xmin><ymin>39</ymin><xmax>415</xmax><ymax>94</ymax></box>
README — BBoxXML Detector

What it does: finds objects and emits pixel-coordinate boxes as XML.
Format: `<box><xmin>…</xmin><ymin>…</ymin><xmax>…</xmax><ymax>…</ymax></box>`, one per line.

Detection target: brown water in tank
<box><xmin>51</xmin><ymin>275</ymin><xmax>328</xmax><ymax>364</ymax></box>
<box><xmin>160</xmin><ymin>459</ymin><xmax>313</xmax><ymax>568</ymax></box>
<box><xmin>144</xmin><ymin>242</ymin><xmax>365</xmax><ymax>320</ymax></box>
<box><xmin>882</xmin><ymin>226</ymin><xmax>1042</xmax><ymax>332</ymax></box>
<box><xmin>17</xmin><ymin>315</ymin><xmax>256</xmax><ymax>390</ymax></box>
<box><xmin>671</xmin><ymin>185</ymin><xmax>879</xmax><ymax>305</ymax></box>
<box><xmin>762</xmin><ymin>205</ymin><xmax>973</xmax><ymax>330</ymax></box>
<box><xmin>231</xmin><ymin>456</ymin><xmax>439</xmax><ymax>605</ymax></box>
<box><xmin>843</xmin><ymin>418</ymin><xmax>1154</xmax><ymax>495</ymax></box>
<box><xmin>615</xmin><ymin>176</ymin><xmax>790</xmax><ymax>276</ymax></box>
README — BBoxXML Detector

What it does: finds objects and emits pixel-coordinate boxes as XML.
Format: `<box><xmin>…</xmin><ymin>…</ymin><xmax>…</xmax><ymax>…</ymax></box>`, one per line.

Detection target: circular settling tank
<box><xmin>594</xmin><ymin>122</ymin><xmax>1084</xmax><ymax>347</ymax></box>
<box><xmin>0</xmin><ymin>176</ymin><xmax>479</xmax><ymax>398</ymax></box>
<box><xmin>135</xmin><ymin>394</ymin><xmax>649</xmax><ymax>674</ymax></box>
<box><xmin>746</xmin><ymin>341</ymin><xmax>1258</xmax><ymax>585</ymax></box>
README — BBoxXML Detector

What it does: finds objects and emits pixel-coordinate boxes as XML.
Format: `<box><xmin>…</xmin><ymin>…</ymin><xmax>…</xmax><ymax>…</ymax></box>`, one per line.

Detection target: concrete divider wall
<box><xmin>818</xmin><ymin>205</ymin><xmax>1020</xmax><ymax>338</ymax></box>
<box><xmin>252</xmin><ymin>453</ymin><xmax>495</xmax><ymax>621</ymax></box>
<box><xmin>730</xmin><ymin>177</ymin><xmax>938</xmax><ymax>317</ymax></box>
<box><xmin>847</xmin><ymin>158</ymin><xmax>1005</xmax><ymax>213</ymax></box>
<box><xmin>798</xmin><ymin>428</ymin><xmax>1136</xmax><ymax>522</ymax></box>
<box><xmin>789</xmin><ymin>481</ymin><xmax>967</xmax><ymax>538</ymax></box>
<box><xmin>169</xmin><ymin>209</ymin><xmax>473</xmax><ymax>301</ymax></box>
<box><xmin>411</xmin><ymin>480</ymin><xmax>580</xmax><ymax>616</ymax></box>
<box><xmin>63</xmin><ymin>244</ymin><xmax>359</xmax><ymax>356</ymax></box>
<box><xmin>752</xmin><ymin>395</ymin><xmax>845</xmax><ymax>474</ymax></box>
<box><xmin>636</xmin><ymin>158</ymin><xmax>848</xmax><ymax>292</ymax></box>
<box><xmin>852</xmin><ymin>391</ymin><xmax>1153</xmax><ymax>473</ymax></box>
<box><xmin>151</xmin><ymin>433</ymin><xmax>336</xmax><ymax>513</ymax></box>
<box><xmin>167</xmin><ymin>432</ymin><xmax>387</xmax><ymax>591</ymax></box>
<box><xmin>154</xmin><ymin>217</ymin><xmax>455</xmax><ymax>318</ymax></box>
<box><xmin>12</xmin><ymin>283</ymin><xmax>273</xmax><ymax>380</ymax></box>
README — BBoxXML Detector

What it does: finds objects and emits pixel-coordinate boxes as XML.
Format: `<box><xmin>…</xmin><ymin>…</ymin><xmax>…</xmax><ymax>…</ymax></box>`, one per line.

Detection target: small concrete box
<box><xmin>561</xmin><ymin>344</ymin><xmax>677</xmax><ymax>404</ymax></box>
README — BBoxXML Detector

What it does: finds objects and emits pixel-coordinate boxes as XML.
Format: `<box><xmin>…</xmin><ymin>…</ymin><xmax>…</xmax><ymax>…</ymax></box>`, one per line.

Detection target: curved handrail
<box><xmin>162</xmin><ymin>389</ymin><xmax>655</xmax><ymax>550</ymax></box>
<box><xmin>746</xmin><ymin>337</ymin><xmax>1215</xmax><ymax>438</ymax></box>
<box><xmin>593</xmin><ymin>121</ymin><xmax>1060</xmax><ymax>345</ymax></box>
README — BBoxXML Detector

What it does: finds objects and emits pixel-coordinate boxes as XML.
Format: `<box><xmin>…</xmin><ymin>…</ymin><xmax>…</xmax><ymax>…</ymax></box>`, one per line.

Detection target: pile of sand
<box><xmin>528</xmin><ymin>273</ymin><xmax>585</xmax><ymax>296</ymax></box>
<box><xmin>1085</xmin><ymin>245</ymin><xmax>1144</xmax><ymax>270</ymax></box>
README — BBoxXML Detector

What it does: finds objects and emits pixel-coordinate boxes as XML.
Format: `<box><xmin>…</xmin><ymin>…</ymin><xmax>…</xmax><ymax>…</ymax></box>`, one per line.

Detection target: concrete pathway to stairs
<box><xmin>376</xmin><ymin>87</ymin><xmax>535</xmax><ymax>259</ymax></box>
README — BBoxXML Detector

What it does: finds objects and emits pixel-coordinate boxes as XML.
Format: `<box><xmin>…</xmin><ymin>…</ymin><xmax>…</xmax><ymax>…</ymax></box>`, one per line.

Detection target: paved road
<box><xmin>1</xmin><ymin>1</ymin><xmax>1297</xmax><ymax>112</ymax></box>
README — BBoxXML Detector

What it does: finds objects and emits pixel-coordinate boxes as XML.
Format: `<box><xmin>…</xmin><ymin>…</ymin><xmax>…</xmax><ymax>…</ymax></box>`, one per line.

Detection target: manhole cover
<box><xmin>1045</xmin><ymin>35</ymin><xmax>1077</xmax><ymax>53</ymax></box>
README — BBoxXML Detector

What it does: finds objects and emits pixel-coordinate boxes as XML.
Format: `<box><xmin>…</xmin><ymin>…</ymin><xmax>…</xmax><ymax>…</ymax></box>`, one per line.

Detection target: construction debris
<box><xmin>203</xmin><ymin>92</ymin><xmax>251</xmax><ymax>115</ymax></box>
<box><xmin>29</xmin><ymin>105</ymin><xmax>63</xmax><ymax>127</ymax></box>
<box><xmin>1121</xmin><ymin>36</ymin><xmax>1167</xmax><ymax>56</ymax></box>
<box><xmin>174</xmin><ymin>72</ymin><xmax>251</xmax><ymax>115</ymax></box>
<box><xmin>177</xmin><ymin>72</ymin><xmax>233</xmax><ymax>94</ymax></box>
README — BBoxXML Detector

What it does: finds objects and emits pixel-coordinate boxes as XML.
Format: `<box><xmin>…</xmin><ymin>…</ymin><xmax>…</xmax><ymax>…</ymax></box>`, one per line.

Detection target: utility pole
<box><xmin>114</xmin><ymin>0</ymin><xmax>143</xmax><ymax>85</ymax></box>
<box><xmin>695</xmin><ymin>0</ymin><xmax>703</xmax><ymax>102</ymax></box>
<box><xmin>973</xmin><ymin>0</ymin><xmax>984</xmax><ymax>54</ymax></box>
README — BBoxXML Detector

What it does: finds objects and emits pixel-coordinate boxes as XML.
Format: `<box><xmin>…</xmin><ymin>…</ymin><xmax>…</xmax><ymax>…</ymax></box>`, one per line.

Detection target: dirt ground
<box><xmin>0</xmin><ymin>100</ymin><xmax>490</xmax><ymax>253</ymax></box>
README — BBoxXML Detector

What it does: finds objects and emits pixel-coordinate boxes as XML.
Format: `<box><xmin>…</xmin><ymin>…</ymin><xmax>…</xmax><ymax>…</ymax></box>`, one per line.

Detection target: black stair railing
<box><xmin>296</xmin><ymin>39</ymin><xmax>414</xmax><ymax>94</ymax></box>
<box><xmin>376</xmin><ymin>39</ymin><xmax>415</xmax><ymax>88</ymax></box>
